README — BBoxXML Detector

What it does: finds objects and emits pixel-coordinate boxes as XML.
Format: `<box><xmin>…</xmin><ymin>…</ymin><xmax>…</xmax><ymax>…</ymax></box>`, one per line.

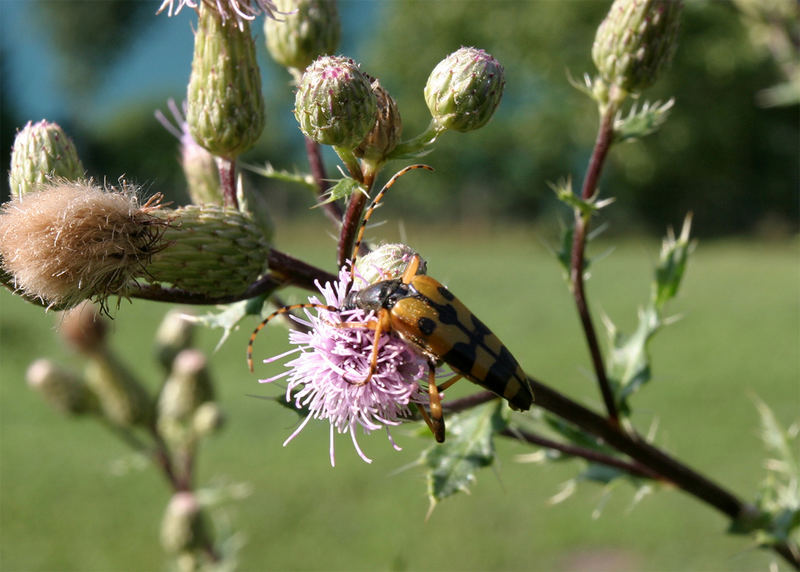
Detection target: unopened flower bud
<box><xmin>424</xmin><ymin>47</ymin><xmax>505</xmax><ymax>133</ymax></box>
<box><xmin>85</xmin><ymin>351</ymin><xmax>153</xmax><ymax>427</ymax></box>
<box><xmin>154</xmin><ymin>309</ymin><xmax>195</xmax><ymax>370</ymax></box>
<box><xmin>59</xmin><ymin>301</ymin><xmax>107</xmax><ymax>354</ymax></box>
<box><xmin>27</xmin><ymin>359</ymin><xmax>98</xmax><ymax>416</ymax></box>
<box><xmin>294</xmin><ymin>55</ymin><xmax>377</xmax><ymax>148</ymax></box>
<box><xmin>192</xmin><ymin>401</ymin><xmax>225</xmax><ymax>437</ymax></box>
<box><xmin>158</xmin><ymin>350</ymin><xmax>214</xmax><ymax>424</ymax></box>
<box><xmin>592</xmin><ymin>0</ymin><xmax>683</xmax><ymax>93</ymax></box>
<box><xmin>9</xmin><ymin>120</ymin><xmax>84</xmax><ymax>198</ymax></box>
<box><xmin>265</xmin><ymin>0</ymin><xmax>340</xmax><ymax>74</ymax></box>
<box><xmin>354</xmin><ymin>243</ymin><xmax>426</xmax><ymax>285</ymax></box>
<box><xmin>160</xmin><ymin>492</ymin><xmax>206</xmax><ymax>554</ymax></box>
<box><xmin>354</xmin><ymin>78</ymin><xmax>402</xmax><ymax>162</ymax></box>
<box><xmin>187</xmin><ymin>3</ymin><xmax>265</xmax><ymax>159</ymax></box>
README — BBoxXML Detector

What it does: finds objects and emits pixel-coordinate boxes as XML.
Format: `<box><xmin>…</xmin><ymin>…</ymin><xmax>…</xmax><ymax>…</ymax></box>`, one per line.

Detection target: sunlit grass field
<box><xmin>1</xmin><ymin>224</ymin><xmax>798</xmax><ymax>571</ymax></box>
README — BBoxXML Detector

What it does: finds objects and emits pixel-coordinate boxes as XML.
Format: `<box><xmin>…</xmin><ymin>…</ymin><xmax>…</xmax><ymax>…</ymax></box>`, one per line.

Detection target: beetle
<box><xmin>248</xmin><ymin>164</ymin><xmax>533</xmax><ymax>442</ymax></box>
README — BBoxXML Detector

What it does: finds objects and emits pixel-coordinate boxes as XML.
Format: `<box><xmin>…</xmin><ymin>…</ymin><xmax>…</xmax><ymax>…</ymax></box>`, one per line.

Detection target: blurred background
<box><xmin>1</xmin><ymin>1</ymin><xmax>798</xmax><ymax>571</ymax></box>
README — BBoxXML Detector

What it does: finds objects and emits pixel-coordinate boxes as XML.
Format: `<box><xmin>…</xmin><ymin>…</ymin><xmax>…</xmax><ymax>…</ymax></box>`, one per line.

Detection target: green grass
<box><xmin>1</xmin><ymin>226</ymin><xmax>797</xmax><ymax>571</ymax></box>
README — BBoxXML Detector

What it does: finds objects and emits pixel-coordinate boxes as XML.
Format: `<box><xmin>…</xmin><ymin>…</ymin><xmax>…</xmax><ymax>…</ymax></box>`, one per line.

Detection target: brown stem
<box><xmin>304</xmin><ymin>137</ymin><xmax>344</xmax><ymax>225</ymax></box>
<box><xmin>216</xmin><ymin>157</ymin><xmax>238</xmax><ymax>209</ymax></box>
<box><xmin>499</xmin><ymin>427</ymin><xmax>662</xmax><ymax>481</ymax></box>
<box><xmin>130</xmin><ymin>250</ymin><xmax>337</xmax><ymax>305</ymax></box>
<box><xmin>337</xmin><ymin>170</ymin><xmax>375</xmax><ymax>268</ymax></box>
<box><xmin>570</xmin><ymin>103</ymin><xmax>620</xmax><ymax>423</ymax></box>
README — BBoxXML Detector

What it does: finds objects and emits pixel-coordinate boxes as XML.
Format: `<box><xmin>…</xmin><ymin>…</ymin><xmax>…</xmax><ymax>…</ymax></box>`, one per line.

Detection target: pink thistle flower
<box><xmin>157</xmin><ymin>0</ymin><xmax>283</xmax><ymax>29</ymax></box>
<box><xmin>260</xmin><ymin>267</ymin><xmax>429</xmax><ymax>466</ymax></box>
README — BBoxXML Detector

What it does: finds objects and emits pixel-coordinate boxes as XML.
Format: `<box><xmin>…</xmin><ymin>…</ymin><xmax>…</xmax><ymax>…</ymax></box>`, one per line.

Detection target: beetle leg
<box><xmin>426</xmin><ymin>363</ymin><xmax>446</xmax><ymax>443</ymax></box>
<box><xmin>401</xmin><ymin>254</ymin><xmax>422</xmax><ymax>285</ymax></box>
<box><xmin>248</xmin><ymin>303</ymin><xmax>337</xmax><ymax>372</ymax></box>
<box><xmin>342</xmin><ymin>309</ymin><xmax>392</xmax><ymax>386</ymax></box>
<box><xmin>437</xmin><ymin>373</ymin><xmax>463</xmax><ymax>392</ymax></box>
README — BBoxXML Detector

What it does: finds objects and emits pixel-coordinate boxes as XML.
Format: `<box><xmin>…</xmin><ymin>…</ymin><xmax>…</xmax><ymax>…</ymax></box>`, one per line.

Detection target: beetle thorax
<box><xmin>343</xmin><ymin>279</ymin><xmax>414</xmax><ymax>312</ymax></box>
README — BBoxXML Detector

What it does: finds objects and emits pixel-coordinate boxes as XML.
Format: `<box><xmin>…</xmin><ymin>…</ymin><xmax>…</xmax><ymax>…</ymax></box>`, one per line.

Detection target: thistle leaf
<box><xmin>422</xmin><ymin>400</ymin><xmax>508</xmax><ymax>509</ymax></box>
<box><xmin>186</xmin><ymin>295</ymin><xmax>270</xmax><ymax>351</ymax></box>
<box><xmin>613</xmin><ymin>99</ymin><xmax>675</xmax><ymax>143</ymax></box>
<box><xmin>312</xmin><ymin>177</ymin><xmax>363</xmax><ymax>208</ymax></box>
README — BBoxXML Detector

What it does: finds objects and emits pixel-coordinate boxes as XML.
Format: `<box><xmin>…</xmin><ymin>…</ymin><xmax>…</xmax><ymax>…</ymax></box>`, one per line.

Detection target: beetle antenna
<box><xmin>350</xmin><ymin>164</ymin><xmax>434</xmax><ymax>265</ymax></box>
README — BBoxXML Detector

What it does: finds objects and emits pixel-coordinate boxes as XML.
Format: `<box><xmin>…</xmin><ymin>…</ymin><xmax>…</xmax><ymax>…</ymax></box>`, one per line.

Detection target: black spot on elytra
<box><xmin>442</xmin><ymin>341</ymin><xmax>476</xmax><ymax>375</ymax></box>
<box><xmin>417</xmin><ymin>316</ymin><xmax>437</xmax><ymax>336</ymax></box>
<box><xmin>437</xmin><ymin>286</ymin><xmax>455</xmax><ymax>301</ymax></box>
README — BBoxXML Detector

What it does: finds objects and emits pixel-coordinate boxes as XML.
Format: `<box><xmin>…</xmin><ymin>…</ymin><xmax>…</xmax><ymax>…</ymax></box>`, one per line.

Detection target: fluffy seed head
<box><xmin>0</xmin><ymin>181</ymin><xmax>165</xmax><ymax>309</ymax></box>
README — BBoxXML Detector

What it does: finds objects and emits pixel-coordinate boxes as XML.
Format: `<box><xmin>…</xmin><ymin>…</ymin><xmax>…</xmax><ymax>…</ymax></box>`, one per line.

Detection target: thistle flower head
<box><xmin>0</xmin><ymin>181</ymin><xmax>165</xmax><ymax>309</ymax></box>
<box><xmin>353</xmin><ymin>243</ymin><xmax>425</xmax><ymax>285</ymax></box>
<box><xmin>265</xmin><ymin>0</ymin><xmax>340</xmax><ymax>75</ymax></box>
<box><xmin>157</xmin><ymin>0</ymin><xmax>282</xmax><ymax>30</ymax></box>
<box><xmin>424</xmin><ymin>47</ymin><xmax>505</xmax><ymax>133</ymax></box>
<box><xmin>261</xmin><ymin>266</ymin><xmax>429</xmax><ymax>466</ymax></box>
<box><xmin>8</xmin><ymin>120</ymin><xmax>84</xmax><ymax>199</ymax></box>
<box><xmin>294</xmin><ymin>55</ymin><xmax>378</xmax><ymax>149</ymax></box>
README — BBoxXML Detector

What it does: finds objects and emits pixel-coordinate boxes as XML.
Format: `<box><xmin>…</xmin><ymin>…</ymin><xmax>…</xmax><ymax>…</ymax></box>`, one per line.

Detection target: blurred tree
<box><xmin>363</xmin><ymin>0</ymin><xmax>799</xmax><ymax>236</ymax></box>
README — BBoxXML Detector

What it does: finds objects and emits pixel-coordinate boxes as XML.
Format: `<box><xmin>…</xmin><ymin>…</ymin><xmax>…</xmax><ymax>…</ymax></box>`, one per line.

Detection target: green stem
<box><xmin>389</xmin><ymin>119</ymin><xmax>441</xmax><ymax>158</ymax></box>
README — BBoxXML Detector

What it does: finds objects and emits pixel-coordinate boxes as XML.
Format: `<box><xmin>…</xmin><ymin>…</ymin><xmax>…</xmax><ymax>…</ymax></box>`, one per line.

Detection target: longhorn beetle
<box><xmin>248</xmin><ymin>164</ymin><xmax>533</xmax><ymax>442</ymax></box>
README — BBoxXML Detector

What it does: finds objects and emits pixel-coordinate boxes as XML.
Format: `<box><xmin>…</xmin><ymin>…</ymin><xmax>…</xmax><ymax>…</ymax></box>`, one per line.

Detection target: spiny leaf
<box><xmin>421</xmin><ymin>400</ymin><xmax>508</xmax><ymax>510</ymax></box>
<box><xmin>312</xmin><ymin>177</ymin><xmax>363</xmax><ymax>208</ymax></box>
<box><xmin>613</xmin><ymin>99</ymin><xmax>675</xmax><ymax>143</ymax></box>
<box><xmin>241</xmin><ymin>162</ymin><xmax>316</xmax><ymax>190</ymax></box>
<box><xmin>185</xmin><ymin>295</ymin><xmax>270</xmax><ymax>351</ymax></box>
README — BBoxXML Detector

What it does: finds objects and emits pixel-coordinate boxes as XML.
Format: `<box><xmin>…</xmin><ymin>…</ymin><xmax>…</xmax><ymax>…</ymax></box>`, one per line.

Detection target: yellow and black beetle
<box><xmin>248</xmin><ymin>165</ymin><xmax>533</xmax><ymax>442</ymax></box>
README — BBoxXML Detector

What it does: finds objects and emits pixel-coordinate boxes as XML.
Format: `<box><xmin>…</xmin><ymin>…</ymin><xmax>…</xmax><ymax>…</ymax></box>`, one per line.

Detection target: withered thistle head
<box><xmin>0</xmin><ymin>181</ymin><xmax>165</xmax><ymax>309</ymax></box>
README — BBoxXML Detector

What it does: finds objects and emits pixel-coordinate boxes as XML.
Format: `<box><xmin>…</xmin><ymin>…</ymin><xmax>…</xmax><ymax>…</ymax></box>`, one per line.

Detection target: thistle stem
<box><xmin>304</xmin><ymin>137</ymin><xmax>344</xmax><ymax>225</ymax></box>
<box><xmin>216</xmin><ymin>157</ymin><xmax>238</xmax><ymax>209</ymax></box>
<box><xmin>337</xmin><ymin>170</ymin><xmax>376</xmax><ymax>268</ymax></box>
<box><xmin>570</xmin><ymin>101</ymin><xmax>620</xmax><ymax>424</ymax></box>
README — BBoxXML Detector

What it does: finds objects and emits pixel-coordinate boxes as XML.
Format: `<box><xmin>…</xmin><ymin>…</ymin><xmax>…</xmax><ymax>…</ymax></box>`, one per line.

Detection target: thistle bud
<box><xmin>160</xmin><ymin>492</ymin><xmax>206</xmax><ymax>554</ymax></box>
<box><xmin>294</xmin><ymin>55</ymin><xmax>377</xmax><ymax>148</ymax></box>
<box><xmin>192</xmin><ymin>401</ymin><xmax>225</xmax><ymax>437</ymax></box>
<box><xmin>592</xmin><ymin>0</ymin><xmax>683</xmax><ymax>93</ymax></box>
<box><xmin>8</xmin><ymin>120</ymin><xmax>84</xmax><ymax>199</ymax></box>
<box><xmin>148</xmin><ymin>204</ymin><xmax>271</xmax><ymax>297</ymax></box>
<box><xmin>265</xmin><ymin>0</ymin><xmax>340</xmax><ymax>74</ymax></box>
<box><xmin>187</xmin><ymin>3</ymin><xmax>265</xmax><ymax>159</ymax></box>
<box><xmin>158</xmin><ymin>350</ymin><xmax>214</xmax><ymax>424</ymax></box>
<box><xmin>85</xmin><ymin>350</ymin><xmax>153</xmax><ymax>427</ymax></box>
<box><xmin>354</xmin><ymin>77</ymin><xmax>403</xmax><ymax>162</ymax></box>
<box><xmin>154</xmin><ymin>309</ymin><xmax>195</xmax><ymax>370</ymax></box>
<box><xmin>59</xmin><ymin>301</ymin><xmax>108</xmax><ymax>355</ymax></box>
<box><xmin>424</xmin><ymin>47</ymin><xmax>505</xmax><ymax>133</ymax></box>
<box><xmin>354</xmin><ymin>243</ymin><xmax>426</xmax><ymax>286</ymax></box>
<box><xmin>27</xmin><ymin>359</ymin><xmax>98</xmax><ymax>416</ymax></box>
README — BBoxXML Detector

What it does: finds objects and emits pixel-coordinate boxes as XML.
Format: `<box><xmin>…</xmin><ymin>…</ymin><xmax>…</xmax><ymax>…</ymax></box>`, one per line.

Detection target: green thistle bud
<box><xmin>294</xmin><ymin>55</ymin><xmax>378</xmax><ymax>148</ymax></box>
<box><xmin>265</xmin><ymin>0</ymin><xmax>340</xmax><ymax>75</ymax></box>
<box><xmin>85</xmin><ymin>350</ymin><xmax>153</xmax><ymax>427</ymax></box>
<box><xmin>154</xmin><ymin>309</ymin><xmax>195</xmax><ymax>371</ymax></box>
<box><xmin>354</xmin><ymin>77</ymin><xmax>403</xmax><ymax>162</ymax></box>
<box><xmin>160</xmin><ymin>492</ymin><xmax>206</xmax><ymax>554</ymax></box>
<box><xmin>26</xmin><ymin>359</ymin><xmax>98</xmax><ymax>416</ymax></box>
<box><xmin>354</xmin><ymin>243</ymin><xmax>426</xmax><ymax>285</ymax></box>
<box><xmin>192</xmin><ymin>401</ymin><xmax>225</xmax><ymax>437</ymax></box>
<box><xmin>8</xmin><ymin>120</ymin><xmax>84</xmax><ymax>199</ymax></box>
<box><xmin>149</xmin><ymin>204</ymin><xmax>271</xmax><ymax>297</ymax></box>
<box><xmin>187</xmin><ymin>3</ymin><xmax>265</xmax><ymax>159</ymax></box>
<box><xmin>158</xmin><ymin>350</ymin><xmax>214</xmax><ymax>425</ymax></box>
<box><xmin>592</xmin><ymin>0</ymin><xmax>683</xmax><ymax>93</ymax></box>
<box><xmin>424</xmin><ymin>47</ymin><xmax>505</xmax><ymax>133</ymax></box>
